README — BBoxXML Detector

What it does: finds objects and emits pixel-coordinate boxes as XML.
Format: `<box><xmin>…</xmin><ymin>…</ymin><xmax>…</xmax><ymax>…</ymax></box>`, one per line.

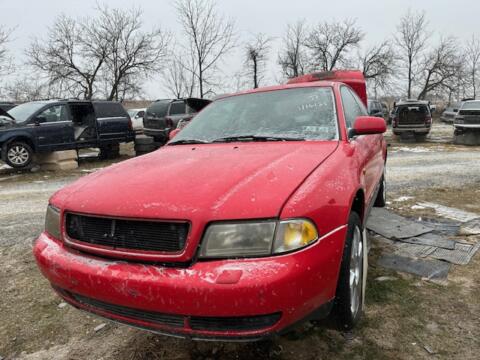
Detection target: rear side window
<box><xmin>341</xmin><ymin>87</ymin><xmax>367</xmax><ymax>128</ymax></box>
<box><xmin>169</xmin><ymin>101</ymin><xmax>186</xmax><ymax>115</ymax></box>
<box><xmin>148</xmin><ymin>101</ymin><xmax>170</xmax><ymax>117</ymax></box>
<box><xmin>93</xmin><ymin>102</ymin><xmax>128</xmax><ymax>118</ymax></box>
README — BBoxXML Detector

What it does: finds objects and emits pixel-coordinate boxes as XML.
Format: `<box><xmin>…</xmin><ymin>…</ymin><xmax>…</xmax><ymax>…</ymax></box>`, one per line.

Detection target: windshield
<box><xmin>171</xmin><ymin>87</ymin><xmax>338</xmax><ymax>143</ymax></box>
<box><xmin>461</xmin><ymin>101</ymin><xmax>480</xmax><ymax>111</ymax></box>
<box><xmin>8</xmin><ymin>102</ymin><xmax>47</xmax><ymax>123</ymax></box>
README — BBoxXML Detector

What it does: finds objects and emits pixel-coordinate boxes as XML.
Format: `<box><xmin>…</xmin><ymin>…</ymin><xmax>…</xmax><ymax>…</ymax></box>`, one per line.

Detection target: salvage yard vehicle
<box><xmin>367</xmin><ymin>99</ymin><xmax>385</xmax><ymax>119</ymax></box>
<box><xmin>453</xmin><ymin>100</ymin><xmax>480</xmax><ymax>132</ymax></box>
<box><xmin>127</xmin><ymin>108</ymin><xmax>146</xmax><ymax>134</ymax></box>
<box><xmin>0</xmin><ymin>100</ymin><xmax>135</xmax><ymax>168</ymax></box>
<box><xmin>34</xmin><ymin>70</ymin><xmax>387</xmax><ymax>340</ymax></box>
<box><xmin>143</xmin><ymin>98</ymin><xmax>211</xmax><ymax>144</ymax></box>
<box><xmin>391</xmin><ymin>99</ymin><xmax>432</xmax><ymax>140</ymax></box>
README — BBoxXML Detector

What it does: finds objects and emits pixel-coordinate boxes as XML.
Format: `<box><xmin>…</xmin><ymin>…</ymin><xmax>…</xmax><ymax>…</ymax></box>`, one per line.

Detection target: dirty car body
<box><xmin>34</xmin><ymin>71</ymin><xmax>387</xmax><ymax>340</ymax></box>
<box><xmin>454</xmin><ymin>100</ymin><xmax>480</xmax><ymax>131</ymax></box>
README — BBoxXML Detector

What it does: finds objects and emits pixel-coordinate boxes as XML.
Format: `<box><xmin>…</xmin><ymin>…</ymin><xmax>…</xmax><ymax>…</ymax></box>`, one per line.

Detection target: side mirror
<box><xmin>349</xmin><ymin>116</ymin><xmax>387</xmax><ymax>138</ymax></box>
<box><xmin>34</xmin><ymin>116</ymin><xmax>47</xmax><ymax>125</ymax></box>
<box><xmin>169</xmin><ymin>128</ymin><xmax>181</xmax><ymax>140</ymax></box>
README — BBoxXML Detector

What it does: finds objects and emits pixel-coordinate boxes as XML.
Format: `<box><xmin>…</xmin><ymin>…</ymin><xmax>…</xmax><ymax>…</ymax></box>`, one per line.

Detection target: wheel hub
<box><xmin>7</xmin><ymin>145</ymin><xmax>30</xmax><ymax>166</ymax></box>
<box><xmin>349</xmin><ymin>226</ymin><xmax>363</xmax><ymax>316</ymax></box>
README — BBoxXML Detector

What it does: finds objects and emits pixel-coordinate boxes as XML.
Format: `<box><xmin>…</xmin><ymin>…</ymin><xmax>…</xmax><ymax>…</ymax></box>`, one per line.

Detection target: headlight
<box><xmin>45</xmin><ymin>205</ymin><xmax>61</xmax><ymax>240</ymax></box>
<box><xmin>199</xmin><ymin>219</ymin><xmax>318</xmax><ymax>258</ymax></box>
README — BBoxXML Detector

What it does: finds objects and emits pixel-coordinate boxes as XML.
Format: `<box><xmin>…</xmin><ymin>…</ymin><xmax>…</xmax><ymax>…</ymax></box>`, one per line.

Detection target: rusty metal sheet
<box><xmin>377</xmin><ymin>254</ymin><xmax>450</xmax><ymax>280</ymax></box>
<box><xmin>367</xmin><ymin>208</ymin><xmax>434</xmax><ymax>239</ymax></box>
<box><xmin>398</xmin><ymin>233</ymin><xmax>456</xmax><ymax>250</ymax></box>
<box><xmin>430</xmin><ymin>241</ymin><xmax>480</xmax><ymax>265</ymax></box>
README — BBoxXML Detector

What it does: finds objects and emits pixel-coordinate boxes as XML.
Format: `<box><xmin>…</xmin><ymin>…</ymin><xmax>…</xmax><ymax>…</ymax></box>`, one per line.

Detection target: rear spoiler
<box><xmin>185</xmin><ymin>98</ymin><xmax>212</xmax><ymax>112</ymax></box>
<box><xmin>287</xmin><ymin>70</ymin><xmax>367</xmax><ymax>107</ymax></box>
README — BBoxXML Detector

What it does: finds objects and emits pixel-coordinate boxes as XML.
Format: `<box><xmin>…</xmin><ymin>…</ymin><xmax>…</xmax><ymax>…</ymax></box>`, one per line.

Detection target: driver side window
<box><xmin>37</xmin><ymin>105</ymin><xmax>68</xmax><ymax>123</ymax></box>
<box><xmin>341</xmin><ymin>87</ymin><xmax>366</xmax><ymax>129</ymax></box>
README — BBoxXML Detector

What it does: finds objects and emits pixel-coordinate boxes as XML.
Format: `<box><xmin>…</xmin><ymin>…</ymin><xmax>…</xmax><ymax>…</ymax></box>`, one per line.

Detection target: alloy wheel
<box><xmin>349</xmin><ymin>225</ymin><xmax>363</xmax><ymax>317</ymax></box>
<box><xmin>7</xmin><ymin>145</ymin><xmax>30</xmax><ymax>166</ymax></box>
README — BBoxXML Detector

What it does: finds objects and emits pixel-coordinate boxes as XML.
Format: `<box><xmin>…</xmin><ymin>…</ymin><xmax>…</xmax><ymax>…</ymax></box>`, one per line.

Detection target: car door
<box><xmin>168</xmin><ymin>100</ymin><xmax>187</xmax><ymax>128</ymax></box>
<box><xmin>33</xmin><ymin>104</ymin><xmax>75</xmax><ymax>151</ymax></box>
<box><xmin>341</xmin><ymin>87</ymin><xmax>384</xmax><ymax>205</ymax></box>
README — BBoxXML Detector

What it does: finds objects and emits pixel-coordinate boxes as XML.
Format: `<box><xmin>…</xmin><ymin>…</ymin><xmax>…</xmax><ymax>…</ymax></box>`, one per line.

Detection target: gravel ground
<box><xmin>0</xmin><ymin>126</ymin><xmax>479</xmax><ymax>359</ymax></box>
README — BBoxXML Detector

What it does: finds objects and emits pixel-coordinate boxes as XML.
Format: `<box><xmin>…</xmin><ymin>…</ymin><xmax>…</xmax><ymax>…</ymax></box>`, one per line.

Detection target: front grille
<box><xmin>57</xmin><ymin>288</ymin><xmax>281</xmax><ymax>333</ymax></box>
<box><xmin>190</xmin><ymin>313</ymin><xmax>281</xmax><ymax>332</ymax></box>
<box><xmin>462</xmin><ymin>115</ymin><xmax>480</xmax><ymax>125</ymax></box>
<box><xmin>65</xmin><ymin>213</ymin><xmax>189</xmax><ymax>253</ymax></box>
<box><xmin>68</xmin><ymin>291</ymin><xmax>184</xmax><ymax>328</ymax></box>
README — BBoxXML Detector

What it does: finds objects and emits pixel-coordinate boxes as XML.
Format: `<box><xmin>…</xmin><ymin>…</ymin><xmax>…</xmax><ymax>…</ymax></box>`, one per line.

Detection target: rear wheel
<box><xmin>5</xmin><ymin>142</ymin><xmax>33</xmax><ymax>168</ymax></box>
<box><xmin>331</xmin><ymin>212</ymin><xmax>364</xmax><ymax>331</ymax></box>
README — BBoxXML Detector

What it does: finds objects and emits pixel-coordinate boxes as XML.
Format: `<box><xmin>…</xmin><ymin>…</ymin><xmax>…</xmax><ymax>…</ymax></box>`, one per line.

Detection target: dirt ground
<box><xmin>0</xmin><ymin>123</ymin><xmax>479</xmax><ymax>360</ymax></box>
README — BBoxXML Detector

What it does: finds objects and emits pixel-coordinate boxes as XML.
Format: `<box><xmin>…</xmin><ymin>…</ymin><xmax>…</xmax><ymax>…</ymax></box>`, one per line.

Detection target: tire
<box><xmin>134</xmin><ymin>144</ymin><xmax>157</xmax><ymax>153</ymax></box>
<box><xmin>134</xmin><ymin>135</ymin><xmax>155</xmax><ymax>145</ymax></box>
<box><xmin>331</xmin><ymin>212</ymin><xmax>364</xmax><ymax>331</ymax></box>
<box><xmin>99</xmin><ymin>144</ymin><xmax>120</xmax><ymax>160</ymax></box>
<box><xmin>374</xmin><ymin>170</ymin><xmax>386</xmax><ymax>207</ymax></box>
<box><xmin>5</xmin><ymin>142</ymin><xmax>33</xmax><ymax>168</ymax></box>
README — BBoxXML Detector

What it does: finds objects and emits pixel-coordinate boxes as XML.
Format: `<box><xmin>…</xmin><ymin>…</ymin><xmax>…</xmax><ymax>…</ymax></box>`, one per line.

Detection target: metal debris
<box><xmin>367</xmin><ymin>208</ymin><xmax>434</xmax><ymax>239</ymax></box>
<box><xmin>397</xmin><ymin>233</ymin><xmax>456</xmax><ymax>250</ymax></box>
<box><xmin>430</xmin><ymin>241</ymin><xmax>480</xmax><ymax>265</ymax></box>
<box><xmin>459</xmin><ymin>218</ymin><xmax>480</xmax><ymax>235</ymax></box>
<box><xmin>377</xmin><ymin>254</ymin><xmax>451</xmax><ymax>280</ymax></box>
<box><xmin>418</xmin><ymin>202</ymin><xmax>479</xmax><ymax>223</ymax></box>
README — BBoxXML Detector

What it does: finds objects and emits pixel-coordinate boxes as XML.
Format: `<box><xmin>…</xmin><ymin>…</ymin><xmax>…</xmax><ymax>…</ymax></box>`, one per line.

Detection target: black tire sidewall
<box><xmin>332</xmin><ymin>212</ymin><xmax>364</xmax><ymax>331</ymax></box>
<box><xmin>6</xmin><ymin>142</ymin><xmax>33</xmax><ymax>168</ymax></box>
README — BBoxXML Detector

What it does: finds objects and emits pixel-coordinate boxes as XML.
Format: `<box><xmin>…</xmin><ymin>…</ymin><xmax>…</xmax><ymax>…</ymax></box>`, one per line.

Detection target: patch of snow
<box><xmin>394</xmin><ymin>196</ymin><xmax>414</xmax><ymax>202</ymax></box>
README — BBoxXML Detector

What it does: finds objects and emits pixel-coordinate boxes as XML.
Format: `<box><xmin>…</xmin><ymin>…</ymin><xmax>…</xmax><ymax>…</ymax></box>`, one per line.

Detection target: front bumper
<box><xmin>33</xmin><ymin>227</ymin><xmax>346</xmax><ymax>340</ymax></box>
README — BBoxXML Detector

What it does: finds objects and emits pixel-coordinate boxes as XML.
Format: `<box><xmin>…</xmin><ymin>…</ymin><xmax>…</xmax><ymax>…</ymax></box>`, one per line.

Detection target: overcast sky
<box><xmin>1</xmin><ymin>0</ymin><xmax>478</xmax><ymax>98</ymax></box>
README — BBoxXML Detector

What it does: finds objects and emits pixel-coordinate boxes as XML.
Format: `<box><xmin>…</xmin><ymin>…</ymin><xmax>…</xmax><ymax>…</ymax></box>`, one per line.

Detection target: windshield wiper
<box><xmin>168</xmin><ymin>139</ymin><xmax>210</xmax><ymax>145</ymax></box>
<box><xmin>212</xmin><ymin>135</ymin><xmax>305</xmax><ymax>143</ymax></box>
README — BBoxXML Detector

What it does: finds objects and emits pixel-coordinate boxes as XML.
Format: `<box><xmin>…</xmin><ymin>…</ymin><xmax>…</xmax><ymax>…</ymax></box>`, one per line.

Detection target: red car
<box><xmin>34</xmin><ymin>70</ymin><xmax>387</xmax><ymax>340</ymax></box>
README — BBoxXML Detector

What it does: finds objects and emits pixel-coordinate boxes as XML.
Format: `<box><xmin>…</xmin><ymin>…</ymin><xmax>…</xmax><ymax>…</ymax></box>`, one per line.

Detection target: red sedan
<box><xmin>34</xmin><ymin>71</ymin><xmax>387</xmax><ymax>340</ymax></box>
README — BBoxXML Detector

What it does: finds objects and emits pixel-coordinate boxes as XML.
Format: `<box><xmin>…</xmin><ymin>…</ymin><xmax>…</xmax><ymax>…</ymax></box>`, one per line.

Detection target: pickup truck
<box><xmin>0</xmin><ymin>100</ymin><xmax>135</xmax><ymax>168</ymax></box>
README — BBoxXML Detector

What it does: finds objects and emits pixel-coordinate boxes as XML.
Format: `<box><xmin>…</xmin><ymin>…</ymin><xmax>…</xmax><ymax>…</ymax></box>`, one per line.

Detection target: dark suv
<box><xmin>367</xmin><ymin>99</ymin><xmax>385</xmax><ymax>119</ymax></box>
<box><xmin>143</xmin><ymin>98</ymin><xmax>211</xmax><ymax>143</ymax></box>
<box><xmin>391</xmin><ymin>100</ymin><xmax>432</xmax><ymax>140</ymax></box>
<box><xmin>0</xmin><ymin>100</ymin><xmax>134</xmax><ymax>168</ymax></box>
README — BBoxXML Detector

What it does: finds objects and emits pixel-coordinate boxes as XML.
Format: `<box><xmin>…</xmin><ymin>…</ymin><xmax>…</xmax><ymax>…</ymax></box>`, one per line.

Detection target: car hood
<box><xmin>55</xmin><ymin>142</ymin><xmax>338</xmax><ymax>220</ymax></box>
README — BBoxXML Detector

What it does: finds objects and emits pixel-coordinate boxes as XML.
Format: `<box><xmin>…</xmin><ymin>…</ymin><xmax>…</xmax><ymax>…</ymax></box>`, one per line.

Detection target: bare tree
<box><xmin>245</xmin><ymin>33</ymin><xmax>272</xmax><ymax>88</ymax></box>
<box><xmin>27</xmin><ymin>15</ymin><xmax>108</xmax><ymax>99</ymax></box>
<box><xmin>174</xmin><ymin>0</ymin><xmax>235</xmax><ymax>98</ymax></box>
<box><xmin>305</xmin><ymin>19</ymin><xmax>364</xmax><ymax>72</ymax></box>
<box><xmin>95</xmin><ymin>5</ymin><xmax>170</xmax><ymax>101</ymax></box>
<box><xmin>163</xmin><ymin>51</ymin><xmax>197</xmax><ymax>98</ymax></box>
<box><xmin>278</xmin><ymin>20</ymin><xmax>308</xmax><ymax>79</ymax></box>
<box><xmin>417</xmin><ymin>37</ymin><xmax>461</xmax><ymax>100</ymax></box>
<box><xmin>465</xmin><ymin>35</ymin><xmax>480</xmax><ymax>98</ymax></box>
<box><xmin>0</xmin><ymin>26</ymin><xmax>13</xmax><ymax>76</ymax></box>
<box><xmin>359</xmin><ymin>41</ymin><xmax>397</xmax><ymax>97</ymax></box>
<box><xmin>395</xmin><ymin>9</ymin><xmax>430</xmax><ymax>98</ymax></box>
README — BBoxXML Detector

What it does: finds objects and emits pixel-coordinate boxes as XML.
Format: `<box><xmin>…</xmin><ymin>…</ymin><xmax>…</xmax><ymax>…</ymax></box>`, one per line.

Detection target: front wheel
<box><xmin>331</xmin><ymin>212</ymin><xmax>364</xmax><ymax>331</ymax></box>
<box><xmin>5</xmin><ymin>142</ymin><xmax>33</xmax><ymax>168</ymax></box>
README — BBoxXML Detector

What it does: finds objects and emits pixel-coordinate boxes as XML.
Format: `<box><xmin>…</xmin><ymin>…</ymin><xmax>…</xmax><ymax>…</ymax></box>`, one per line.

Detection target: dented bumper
<box><xmin>33</xmin><ymin>227</ymin><xmax>346</xmax><ymax>339</ymax></box>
